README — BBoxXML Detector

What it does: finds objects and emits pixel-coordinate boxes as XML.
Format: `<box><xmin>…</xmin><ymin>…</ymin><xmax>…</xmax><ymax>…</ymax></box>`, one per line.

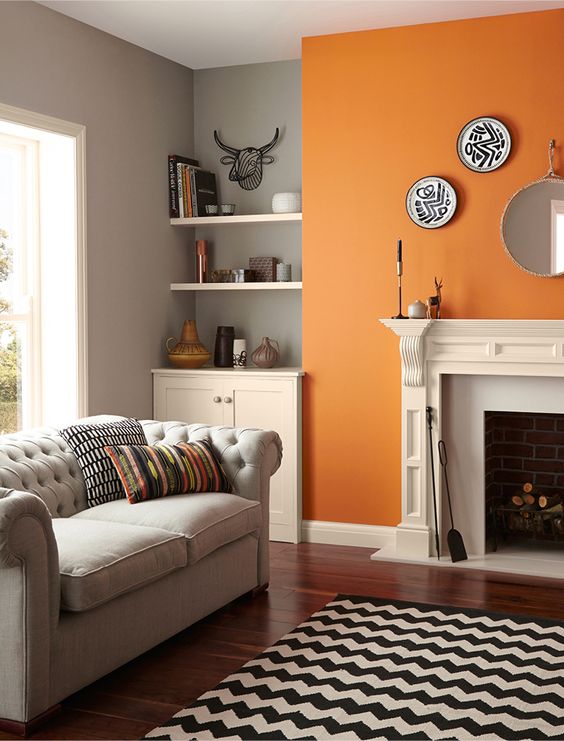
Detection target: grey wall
<box><xmin>193</xmin><ymin>61</ymin><xmax>302</xmax><ymax>366</ymax></box>
<box><xmin>0</xmin><ymin>1</ymin><xmax>195</xmax><ymax>418</ymax></box>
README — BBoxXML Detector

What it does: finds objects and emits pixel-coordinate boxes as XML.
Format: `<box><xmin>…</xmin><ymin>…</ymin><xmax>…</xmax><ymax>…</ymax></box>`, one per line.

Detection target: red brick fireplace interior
<box><xmin>485</xmin><ymin>412</ymin><xmax>564</xmax><ymax>551</ymax></box>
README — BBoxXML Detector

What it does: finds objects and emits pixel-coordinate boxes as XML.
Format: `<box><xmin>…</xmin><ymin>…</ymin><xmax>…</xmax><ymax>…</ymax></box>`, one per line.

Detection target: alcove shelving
<box><xmin>171</xmin><ymin>281</ymin><xmax>302</xmax><ymax>291</ymax></box>
<box><xmin>170</xmin><ymin>211</ymin><xmax>302</xmax><ymax>360</ymax></box>
<box><xmin>170</xmin><ymin>213</ymin><xmax>301</xmax><ymax>227</ymax></box>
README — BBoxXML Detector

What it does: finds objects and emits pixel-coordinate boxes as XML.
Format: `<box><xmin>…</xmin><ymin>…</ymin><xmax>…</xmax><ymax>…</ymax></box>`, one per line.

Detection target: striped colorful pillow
<box><xmin>104</xmin><ymin>440</ymin><xmax>231</xmax><ymax>504</ymax></box>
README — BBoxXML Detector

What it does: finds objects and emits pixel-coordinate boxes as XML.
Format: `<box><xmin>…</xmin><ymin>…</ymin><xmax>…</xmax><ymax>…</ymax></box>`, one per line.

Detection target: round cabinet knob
<box><xmin>213</xmin><ymin>396</ymin><xmax>221</xmax><ymax>403</ymax></box>
<box><xmin>223</xmin><ymin>396</ymin><xmax>232</xmax><ymax>404</ymax></box>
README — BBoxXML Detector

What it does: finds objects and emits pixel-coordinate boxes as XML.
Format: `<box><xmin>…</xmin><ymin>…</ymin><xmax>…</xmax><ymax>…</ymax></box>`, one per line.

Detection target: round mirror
<box><xmin>502</xmin><ymin>176</ymin><xmax>564</xmax><ymax>276</ymax></box>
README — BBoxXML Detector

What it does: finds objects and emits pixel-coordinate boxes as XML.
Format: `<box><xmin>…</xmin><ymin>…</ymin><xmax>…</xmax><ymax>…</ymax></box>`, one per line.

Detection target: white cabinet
<box><xmin>152</xmin><ymin>368</ymin><xmax>303</xmax><ymax>543</ymax></box>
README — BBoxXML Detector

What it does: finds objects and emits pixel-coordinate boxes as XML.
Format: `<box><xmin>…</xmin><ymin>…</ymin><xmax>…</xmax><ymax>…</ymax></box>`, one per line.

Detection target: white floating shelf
<box><xmin>171</xmin><ymin>281</ymin><xmax>302</xmax><ymax>291</ymax></box>
<box><xmin>170</xmin><ymin>213</ymin><xmax>302</xmax><ymax>226</ymax></box>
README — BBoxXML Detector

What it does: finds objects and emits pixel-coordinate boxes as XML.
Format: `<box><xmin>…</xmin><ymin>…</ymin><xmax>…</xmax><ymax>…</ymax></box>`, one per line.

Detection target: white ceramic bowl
<box><xmin>272</xmin><ymin>192</ymin><xmax>301</xmax><ymax>214</ymax></box>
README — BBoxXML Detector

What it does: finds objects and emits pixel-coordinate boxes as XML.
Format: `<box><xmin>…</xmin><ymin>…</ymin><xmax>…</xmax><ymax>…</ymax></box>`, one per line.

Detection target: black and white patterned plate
<box><xmin>457</xmin><ymin>116</ymin><xmax>511</xmax><ymax>172</ymax></box>
<box><xmin>406</xmin><ymin>176</ymin><xmax>457</xmax><ymax>229</ymax></box>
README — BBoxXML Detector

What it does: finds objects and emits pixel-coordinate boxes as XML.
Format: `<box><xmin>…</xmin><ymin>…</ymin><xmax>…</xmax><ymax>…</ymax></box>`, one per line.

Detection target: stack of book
<box><xmin>168</xmin><ymin>155</ymin><xmax>218</xmax><ymax>218</ymax></box>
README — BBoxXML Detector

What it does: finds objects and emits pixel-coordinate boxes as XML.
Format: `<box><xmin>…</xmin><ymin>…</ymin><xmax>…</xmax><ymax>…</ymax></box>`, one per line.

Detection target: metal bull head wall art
<box><xmin>213</xmin><ymin>128</ymin><xmax>280</xmax><ymax>191</ymax></box>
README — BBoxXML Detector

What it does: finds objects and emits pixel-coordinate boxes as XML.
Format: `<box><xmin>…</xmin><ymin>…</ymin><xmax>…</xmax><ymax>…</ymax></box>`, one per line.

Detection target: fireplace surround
<box><xmin>375</xmin><ymin>319</ymin><xmax>564</xmax><ymax>578</ymax></box>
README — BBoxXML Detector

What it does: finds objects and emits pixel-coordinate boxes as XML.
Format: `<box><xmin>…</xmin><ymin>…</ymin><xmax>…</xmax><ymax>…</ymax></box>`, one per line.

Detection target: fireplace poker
<box><xmin>426</xmin><ymin>407</ymin><xmax>441</xmax><ymax>560</ymax></box>
<box><xmin>438</xmin><ymin>440</ymin><xmax>468</xmax><ymax>563</ymax></box>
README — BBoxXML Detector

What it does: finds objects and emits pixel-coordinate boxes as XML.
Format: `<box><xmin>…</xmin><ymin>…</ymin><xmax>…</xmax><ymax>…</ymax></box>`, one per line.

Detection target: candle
<box><xmin>397</xmin><ymin>238</ymin><xmax>402</xmax><ymax>263</ymax></box>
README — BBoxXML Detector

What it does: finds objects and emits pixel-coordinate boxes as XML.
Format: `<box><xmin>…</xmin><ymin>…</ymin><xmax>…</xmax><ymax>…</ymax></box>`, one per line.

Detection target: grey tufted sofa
<box><xmin>0</xmin><ymin>417</ymin><xmax>282</xmax><ymax>735</ymax></box>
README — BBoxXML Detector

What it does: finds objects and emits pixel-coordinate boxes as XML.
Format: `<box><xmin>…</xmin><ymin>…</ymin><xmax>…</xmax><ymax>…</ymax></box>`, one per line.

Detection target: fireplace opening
<box><xmin>484</xmin><ymin>411</ymin><xmax>564</xmax><ymax>552</ymax></box>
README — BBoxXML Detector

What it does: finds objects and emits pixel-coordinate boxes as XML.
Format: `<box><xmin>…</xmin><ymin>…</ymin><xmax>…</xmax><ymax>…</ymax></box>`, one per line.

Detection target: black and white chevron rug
<box><xmin>145</xmin><ymin>595</ymin><xmax>564</xmax><ymax>740</ymax></box>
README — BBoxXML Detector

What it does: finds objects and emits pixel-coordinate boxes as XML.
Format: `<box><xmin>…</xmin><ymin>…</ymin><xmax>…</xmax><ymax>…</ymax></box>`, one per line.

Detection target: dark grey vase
<box><xmin>214</xmin><ymin>326</ymin><xmax>235</xmax><ymax>368</ymax></box>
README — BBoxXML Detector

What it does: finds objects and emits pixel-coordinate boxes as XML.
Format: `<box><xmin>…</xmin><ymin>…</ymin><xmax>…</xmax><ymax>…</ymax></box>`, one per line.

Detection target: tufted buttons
<box><xmin>0</xmin><ymin>429</ymin><xmax>88</xmax><ymax>517</ymax></box>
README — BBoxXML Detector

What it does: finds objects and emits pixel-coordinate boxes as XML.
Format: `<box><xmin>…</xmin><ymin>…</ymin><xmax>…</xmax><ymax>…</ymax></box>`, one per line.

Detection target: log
<box><xmin>521</xmin><ymin>503</ymin><xmax>539</xmax><ymax>513</ymax></box>
<box><xmin>523</xmin><ymin>482</ymin><xmax>534</xmax><ymax>494</ymax></box>
<box><xmin>539</xmin><ymin>494</ymin><xmax>561</xmax><ymax>509</ymax></box>
<box><xmin>543</xmin><ymin>503</ymin><xmax>563</xmax><ymax>514</ymax></box>
<box><xmin>522</xmin><ymin>493</ymin><xmax>536</xmax><ymax>506</ymax></box>
<box><xmin>512</xmin><ymin>495</ymin><xmax>524</xmax><ymax>507</ymax></box>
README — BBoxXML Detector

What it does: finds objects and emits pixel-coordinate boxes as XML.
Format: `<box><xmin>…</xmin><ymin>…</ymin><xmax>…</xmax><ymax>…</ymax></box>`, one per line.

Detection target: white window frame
<box><xmin>0</xmin><ymin>102</ymin><xmax>88</xmax><ymax>420</ymax></box>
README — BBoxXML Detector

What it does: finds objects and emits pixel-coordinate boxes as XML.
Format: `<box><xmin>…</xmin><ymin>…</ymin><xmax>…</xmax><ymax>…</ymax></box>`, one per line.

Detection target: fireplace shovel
<box><xmin>438</xmin><ymin>439</ymin><xmax>468</xmax><ymax>563</ymax></box>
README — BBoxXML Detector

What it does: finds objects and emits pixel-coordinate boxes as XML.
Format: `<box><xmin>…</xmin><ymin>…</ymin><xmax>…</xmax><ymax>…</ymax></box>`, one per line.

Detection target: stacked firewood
<box><xmin>502</xmin><ymin>483</ymin><xmax>564</xmax><ymax>535</ymax></box>
<box><xmin>509</xmin><ymin>483</ymin><xmax>562</xmax><ymax>513</ymax></box>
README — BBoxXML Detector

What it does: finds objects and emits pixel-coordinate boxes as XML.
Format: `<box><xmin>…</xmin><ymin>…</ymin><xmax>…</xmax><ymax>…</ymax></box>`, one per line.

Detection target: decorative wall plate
<box><xmin>457</xmin><ymin>117</ymin><xmax>511</xmax><ymax>172</ymax></box>
<box><xmin>406</xmin><ymin>176</ymin><xmax>457</xmax><ymax>229</ymax></box>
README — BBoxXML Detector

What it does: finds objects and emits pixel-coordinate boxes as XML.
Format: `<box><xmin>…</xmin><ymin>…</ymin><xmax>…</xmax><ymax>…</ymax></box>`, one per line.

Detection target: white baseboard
<box><xmin>301</xmin><ymin>520</ymin><xmax>396</xmax><ymax>549</ymax></box>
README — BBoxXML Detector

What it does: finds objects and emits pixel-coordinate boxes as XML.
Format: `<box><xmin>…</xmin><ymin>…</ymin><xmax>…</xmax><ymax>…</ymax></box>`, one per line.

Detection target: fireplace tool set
<box><xmin>426</xmin><ymin>407</ymin><xmax>468</xmax><ymax>563</ymax></box>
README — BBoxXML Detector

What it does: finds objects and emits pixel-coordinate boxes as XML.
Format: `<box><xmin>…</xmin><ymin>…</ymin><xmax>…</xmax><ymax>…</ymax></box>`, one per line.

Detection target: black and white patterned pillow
<box><xmin>60</xmin><ymin>418</ymin><xmax>148</xmax><ymax>507</ymax></box>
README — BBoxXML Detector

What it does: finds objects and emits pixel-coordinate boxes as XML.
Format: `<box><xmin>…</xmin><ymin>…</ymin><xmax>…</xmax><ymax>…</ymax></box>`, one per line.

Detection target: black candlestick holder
<box><xmin>392</xmin><ymin>262</ymin><xmax>407</xmax><ymax>319</ymax></box>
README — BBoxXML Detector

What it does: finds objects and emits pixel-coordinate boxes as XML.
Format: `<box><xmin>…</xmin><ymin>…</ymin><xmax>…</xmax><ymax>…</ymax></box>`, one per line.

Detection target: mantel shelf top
<box><xmin>380</xmin><ymin>318</ymin><xmax>564</xmax><ymax>338</ymax></box>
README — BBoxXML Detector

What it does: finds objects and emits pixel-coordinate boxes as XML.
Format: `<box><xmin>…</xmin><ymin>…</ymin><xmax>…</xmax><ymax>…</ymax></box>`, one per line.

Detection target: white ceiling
<box><xmin>40</xmin><ymin>0</ymin><xmax>564</xmax><ymax>69</ymax></box>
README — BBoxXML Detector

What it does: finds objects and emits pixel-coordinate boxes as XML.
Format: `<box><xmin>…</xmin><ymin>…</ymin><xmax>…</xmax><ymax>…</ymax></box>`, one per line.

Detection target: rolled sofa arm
<box><xmin>0</xmin><ymin>489</ymin><xmax>60</xmax><ymax>723</ymax></box>
<box><xmin>141</xmin><ymin>422</ymin><xmax>283</xmax><ymax>587</ymax></box>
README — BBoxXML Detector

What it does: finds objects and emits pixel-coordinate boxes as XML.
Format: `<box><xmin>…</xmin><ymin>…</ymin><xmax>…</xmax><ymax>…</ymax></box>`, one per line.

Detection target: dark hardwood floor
<box><xmin>3</xmin><ymin>541</ymin><xmax>564</xmax><ymax>740</ymax></box>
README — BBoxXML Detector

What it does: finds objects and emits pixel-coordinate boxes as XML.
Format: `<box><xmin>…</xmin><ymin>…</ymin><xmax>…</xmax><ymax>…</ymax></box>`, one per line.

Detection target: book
<box><xmin>182</xmin><ymin>165</ymin><xmax>189</xmax><ymax>217</ymax></box>
<box><xmin>168</xmin><ymin>154</ymin><xmax>199</xmax><ymax>217</ymax></box>
<box><xmin>189</xmin><ymin>168</ymin><xmax>197</xmax><ymax>218</ymax></box>
<box><xmin>185</xmin><ymin>166</ymin><xmax>193</xmax><ymax>217</ymax></box>
<box><xmin>192</xmin><ymin>169</ymin><xmax>218</xmax><ymax>217</ymax></box>
<box><xmin>176</xmin><ymin>162</ymin><xmax>184</xmax><ymax>218</ymax></box>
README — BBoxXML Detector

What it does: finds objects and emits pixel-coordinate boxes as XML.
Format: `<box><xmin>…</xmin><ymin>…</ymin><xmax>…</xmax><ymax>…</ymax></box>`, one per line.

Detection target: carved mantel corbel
<box><xmin>379</xmin><ymin>319</ymin><xmax>433</xmax><ymax>387</ymax></box>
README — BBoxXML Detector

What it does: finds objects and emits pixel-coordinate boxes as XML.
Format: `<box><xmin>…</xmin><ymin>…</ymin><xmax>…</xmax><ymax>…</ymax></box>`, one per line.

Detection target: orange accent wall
<box><xmin>302</xmin><ymin>9</ymin><xmax>564</xmax><ymax>527</ymax></box>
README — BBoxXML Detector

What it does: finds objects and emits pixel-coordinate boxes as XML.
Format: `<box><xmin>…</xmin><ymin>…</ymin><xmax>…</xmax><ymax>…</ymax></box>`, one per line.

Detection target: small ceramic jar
<box><xmin>408</xmin><ymin>300</ymin><xmax>427</xmax><ymax>319</ymax></box>
<box><xmin>276</xmin><ymin>263</ymin><xmax>292</xmax><ymax>282</ymax></box>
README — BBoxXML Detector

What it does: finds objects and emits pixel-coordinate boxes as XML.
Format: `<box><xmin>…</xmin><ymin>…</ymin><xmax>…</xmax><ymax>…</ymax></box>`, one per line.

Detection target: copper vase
<box><xmin>166</xmin><ymin>320</ymin><xmax>211</xmax><ymax>369</ymax></box>
<box><xmin>251</xmin><ymin>337</ymin><xmax>280</xmax><ymax>368</ymax></box>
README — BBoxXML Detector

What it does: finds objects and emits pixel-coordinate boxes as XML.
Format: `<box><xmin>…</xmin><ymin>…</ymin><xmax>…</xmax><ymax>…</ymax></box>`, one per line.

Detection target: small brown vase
<box><xmin>251</xmin><ymin>337</ymin><xmax>280</xmax><ymax>368</ymax></box>
<box><xmin>166</xmin><ymin>320</ymin><xmax>211</xmax><ymax>369</ymax></box>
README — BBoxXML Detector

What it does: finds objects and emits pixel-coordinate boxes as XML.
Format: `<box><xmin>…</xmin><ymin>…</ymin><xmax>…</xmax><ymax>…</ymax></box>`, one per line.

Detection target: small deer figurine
<box><xmin>426</xmin><ymin>277</ymin><xmax>443</xmax><ymax>319</ymax></box>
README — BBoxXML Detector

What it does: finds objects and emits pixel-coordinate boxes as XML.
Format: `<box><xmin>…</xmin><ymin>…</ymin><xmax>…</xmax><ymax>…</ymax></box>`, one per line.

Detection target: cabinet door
<box><xmin>226</xmin><ymin>377</ymin><xmax>301</xmax><ymax>543</ymax></box>
<box><xmin>153</xmin><ymin>375</ymin><xmax>224</xmax><ymax>426</ymax></box>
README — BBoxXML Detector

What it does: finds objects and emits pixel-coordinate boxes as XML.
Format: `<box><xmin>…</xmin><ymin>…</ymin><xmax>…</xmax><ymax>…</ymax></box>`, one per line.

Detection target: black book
<box><xmin>192</xmin><ymin>169</ymin><xmax>218</xmax><ymax>217</ymax></box>
<box><xmin>168</xmin><ymin>154</ymin><xmax>199</xmax><ymax>217</ymax></box>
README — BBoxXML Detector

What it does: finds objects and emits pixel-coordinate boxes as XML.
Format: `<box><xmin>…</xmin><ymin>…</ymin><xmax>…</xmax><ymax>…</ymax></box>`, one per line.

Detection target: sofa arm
<box><xmin>203</xmin><ymin>427</ymin><xmax>282</xmax><ymax>499</ymax></box>
<box><xmin>141</xmin><ymin>422</ymin><xmax>283</xmax><ymax>587</ymax></box>
<box><xmin>0</xmin><ymin>489</ymin><xmax>60</xmax><ymax>723</ymax></box>
<box><xmin>141</xmin><ymin>422</ymin><xmax>283</xmax><ymax>500</ymax></box>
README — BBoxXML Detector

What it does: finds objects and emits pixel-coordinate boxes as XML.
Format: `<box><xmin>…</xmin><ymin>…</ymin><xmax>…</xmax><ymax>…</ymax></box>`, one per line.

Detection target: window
<box><xmin>0</xmin><ymin>134</ymin><xmax>38</xmax><ymax>431</ymax></box>
<box><xmin>0</xmin><ymin>105</ymin><xmax>87</xmax><ymax>432</ymax></box>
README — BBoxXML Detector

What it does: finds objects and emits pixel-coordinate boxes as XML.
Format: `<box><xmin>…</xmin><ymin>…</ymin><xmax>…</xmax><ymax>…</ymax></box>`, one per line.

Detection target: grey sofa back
<box><xmin>0</xmin><ymin>418</ymin><xmax>283</xmax><ymax>518</ymax></box>
<box><xmin>0</xmin><ymin>427</ymin><xmax>86</xmax><ymax>517</ymax></box>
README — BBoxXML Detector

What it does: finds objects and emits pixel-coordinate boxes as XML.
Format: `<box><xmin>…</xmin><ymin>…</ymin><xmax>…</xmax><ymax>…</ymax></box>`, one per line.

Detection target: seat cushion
<box><xmin>73</xmin><ymin>492</ymin><xmax>262</xmax><ymax>565</ymax></box>
<box><xmin>52</xmin><ymin>518</ymin><xmax>187</xmax><ymax>612</ymax></box>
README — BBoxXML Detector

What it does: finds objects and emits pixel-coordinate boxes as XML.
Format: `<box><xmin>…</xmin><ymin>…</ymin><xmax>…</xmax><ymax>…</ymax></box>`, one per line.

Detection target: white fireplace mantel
<box><xmin>376</xmin><ymin>319</ymin><xmax>564</xmax><ymax>570</ymax></box>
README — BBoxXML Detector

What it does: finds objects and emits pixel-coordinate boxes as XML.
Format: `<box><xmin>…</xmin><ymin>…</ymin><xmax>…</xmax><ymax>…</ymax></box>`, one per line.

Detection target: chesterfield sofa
<box><xmin>0</xmin><ymin>417</ymin><xmax>282</xmax><ymax>735</ymax></box>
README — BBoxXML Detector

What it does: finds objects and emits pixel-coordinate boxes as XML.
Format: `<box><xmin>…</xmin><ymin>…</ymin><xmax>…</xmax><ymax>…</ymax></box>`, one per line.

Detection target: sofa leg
<box><xmin>0</xmin><ymin>704</ymin><xmax>61</xmax><ymax>737</ymax></box>
<box><xmin>251</xmin><ymin>582</ymin><xmax>269</xmax><ymax>597</ymax></box>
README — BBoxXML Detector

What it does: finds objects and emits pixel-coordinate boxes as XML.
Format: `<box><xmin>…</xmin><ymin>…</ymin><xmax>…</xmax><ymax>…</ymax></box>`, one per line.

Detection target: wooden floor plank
<box><xmin>1</xmin><ymin>543</ymin><xmax>563</xmax><ymax>740</ymax></box>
